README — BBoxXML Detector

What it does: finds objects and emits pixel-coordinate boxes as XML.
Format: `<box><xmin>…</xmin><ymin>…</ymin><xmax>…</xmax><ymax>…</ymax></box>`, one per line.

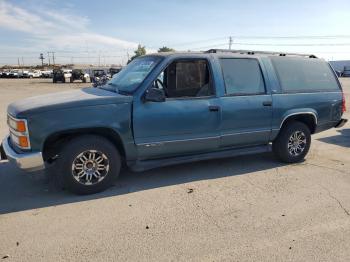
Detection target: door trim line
<box><xmin>137</xmin><ymin>135</ymin><xmax>220</xmax><ymax>147</ymax></box>
<box><xmin>136</xmin><ymin>129</ymin><xmax>272</xmax><ymax>147</ymax></box>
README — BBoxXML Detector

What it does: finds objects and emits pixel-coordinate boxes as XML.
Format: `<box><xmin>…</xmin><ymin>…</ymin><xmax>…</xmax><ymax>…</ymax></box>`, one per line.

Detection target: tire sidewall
<box><xmin>57</xmin><ymin>135</ymin><xmax>121</xmax><ymax>194</ymax></box>
<box><xmin>274</xmin><ymin>122</ymin><xmax>311</xmax><ymax>163</ymax></box>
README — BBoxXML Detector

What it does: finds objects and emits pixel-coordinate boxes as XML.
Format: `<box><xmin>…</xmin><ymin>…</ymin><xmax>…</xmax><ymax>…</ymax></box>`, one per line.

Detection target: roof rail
<box><xmin>206</xmin><ymin>49</ymin><xmax>317</xmax><ymax>58</ymax></box>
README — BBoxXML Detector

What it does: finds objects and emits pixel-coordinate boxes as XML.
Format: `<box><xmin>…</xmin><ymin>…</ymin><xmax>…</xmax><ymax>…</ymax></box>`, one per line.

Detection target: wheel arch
<box><xmin>42</xmin><ymin>127</ymin><xmax>126</xmax><ymax>163</ymax></box>
<box><xmin>279</xmin><ymin>111</ymin><xmax>318</xmax><ymax>134</ymax></box>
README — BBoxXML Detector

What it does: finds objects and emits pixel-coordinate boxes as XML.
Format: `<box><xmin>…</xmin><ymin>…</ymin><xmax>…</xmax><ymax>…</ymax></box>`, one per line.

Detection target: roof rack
<box><xmin>205</xmin><ymin>49</ymin><xmax>317</xmax><ymax>58</ymax></box>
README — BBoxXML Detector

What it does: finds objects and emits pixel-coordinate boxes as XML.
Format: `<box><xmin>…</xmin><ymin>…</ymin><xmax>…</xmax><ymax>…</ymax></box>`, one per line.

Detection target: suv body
<box><xmin>1</xmin><ymin>50</ymin><xmax>347</xmax><ymax>194</ymax></box>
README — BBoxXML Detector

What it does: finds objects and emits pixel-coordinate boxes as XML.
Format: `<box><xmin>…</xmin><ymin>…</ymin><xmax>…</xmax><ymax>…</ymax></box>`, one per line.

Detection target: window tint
<box><xmin>220</xmin><ymin>59</ymin><xmax>265</xmax><ymax>95</ymax></box>
<box><xmin>271</xmin><ymin>57</ymin><xmax>340</xmax><ymax>92</ymax></box>
<box><xmin>155</xmin><ymin>60</ymin><xmax>214</xmax><ymax>98</ymax></box>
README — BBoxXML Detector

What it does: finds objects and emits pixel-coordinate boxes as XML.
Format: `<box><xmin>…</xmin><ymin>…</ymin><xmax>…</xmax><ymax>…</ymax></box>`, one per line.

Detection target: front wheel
<box><xmin>273</xmin><ymin>121</ymin><xmax>311</xmax><ymax>163</ymax></box>
<box><xmin>54</xmin><ymin>135</ymin><xmax>121</xmax><ymax>194</ymax></box>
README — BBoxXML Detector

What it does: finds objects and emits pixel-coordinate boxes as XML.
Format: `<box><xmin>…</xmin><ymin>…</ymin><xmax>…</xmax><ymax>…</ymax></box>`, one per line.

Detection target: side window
<box><xmin>271</xmin><ymin>57</ymin><xmax>340</xmax><ymax>92</ymax></box>
<box><xmin>220</xmin><ymin>58</ymin><xmax>265</xmax><ymax>95</ymax></box>
<box><xmin>154</xmin><ymin>59</ymin><xmax>214</xmax><ymax>98</ymax></box>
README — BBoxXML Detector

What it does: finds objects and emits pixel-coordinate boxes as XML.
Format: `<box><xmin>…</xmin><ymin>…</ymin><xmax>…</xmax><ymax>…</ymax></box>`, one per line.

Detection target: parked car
<box><xmin>28</xmin><ymin>70</ymin><xmax>42</xmax><ymax>78</ymax></box>
<box><xmin>343</xmin><ymin>66</ymin><xmax>350</xmax><ymax>77</ymax></box>
<box><xmin>21</xmin><ymin>70</ymin><xmax>30</xmax><ymax>78</ymax></box>
<box><xmin>70</xmin><ymin>69</ymin><xmax>90</xmax><ymax>83</ymax></box>
<box><xmin>109</xmin><ymin>67</ymin><xmax>122</xmax><ymax>77</ymax></box>
<box><xmin>1</xmin><ymin>71</ymin><xmax>10</xmax><ymax>78</ymax></box>
<box><xmin>9</xmin><ymin>70</ymin><xmax>20</xmax><ymax>78</ymax></box>
<box><xmin>1</xmin><ymin>50</ymin><xmax>347</xmax><ymax>194</ymax></box>
<box><xmin>53</xmin><ymin>69</ymin><xmax>72</xmax><ymax>83</ymax></box>
<box><xmin>41</xmin><ymin>70</ymin><xmax>53</xmax><ymax>78</ymax></box>
<box><xmin>91</xmin><ymin>69</ymin><xmax>109</xmax><ymax>87</ymax></box>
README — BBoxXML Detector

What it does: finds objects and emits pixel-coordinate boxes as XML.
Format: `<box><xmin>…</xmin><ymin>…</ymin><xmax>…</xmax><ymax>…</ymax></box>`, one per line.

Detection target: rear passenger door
<box><xmin>219</xmin><ymin>58</ymin><xmax>273</xmax><ymax>148</ymax></box>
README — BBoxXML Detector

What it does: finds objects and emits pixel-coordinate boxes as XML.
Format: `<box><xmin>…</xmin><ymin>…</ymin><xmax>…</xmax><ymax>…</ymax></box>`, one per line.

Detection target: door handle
<box><xmin>209</xmin><ymin>105</ymin><xmax>220</xmax><ymax>112</ymax></box>
<box><xmin>262</xmin><ymin>101</ymin><xmax>272</xmax><ymax>106</ymax></box>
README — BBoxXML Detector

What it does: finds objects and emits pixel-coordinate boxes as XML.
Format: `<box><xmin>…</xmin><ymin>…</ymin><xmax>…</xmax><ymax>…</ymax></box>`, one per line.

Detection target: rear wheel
<box><xmin>273</xmin><ymin>121</ymin><xmax>311</xmax><ymax>163</ymax></box>
<box><xmin>54</xmin><ymin>135</ymin><xmax>121</xmax><ymax>194</ymax></box>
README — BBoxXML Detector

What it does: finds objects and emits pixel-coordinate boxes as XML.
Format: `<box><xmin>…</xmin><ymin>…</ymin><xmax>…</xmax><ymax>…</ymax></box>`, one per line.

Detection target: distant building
<box><xmin>329</xmin><ymin>60</ymin><xmax>350</xmax><ymax>72</ymax></box>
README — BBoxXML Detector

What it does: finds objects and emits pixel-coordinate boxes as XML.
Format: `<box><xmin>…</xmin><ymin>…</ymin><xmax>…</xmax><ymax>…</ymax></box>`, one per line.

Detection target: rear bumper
<box><xmin>335</xmin><ymin>118</ymin><xmax>348</xmax><ymax>128</ymax></box>
<box><xmin>0</xmin><ymin>135</ymin><xmax>45</xmax><ymax>172</ymax></box>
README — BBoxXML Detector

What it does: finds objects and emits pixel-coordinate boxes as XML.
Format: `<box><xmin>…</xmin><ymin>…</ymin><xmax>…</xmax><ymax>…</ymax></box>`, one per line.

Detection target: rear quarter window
<box><xmin>271</xmin><ymin>57</ymin><xmax>340</xmax><ymax>93</ymax></box>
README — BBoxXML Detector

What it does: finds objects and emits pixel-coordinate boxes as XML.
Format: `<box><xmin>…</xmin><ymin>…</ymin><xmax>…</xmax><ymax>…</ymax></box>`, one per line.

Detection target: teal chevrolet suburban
<box><xmin>1</xmin><ymin>49</ymin><xmax>347</xmax><ymax>194</ymax></box>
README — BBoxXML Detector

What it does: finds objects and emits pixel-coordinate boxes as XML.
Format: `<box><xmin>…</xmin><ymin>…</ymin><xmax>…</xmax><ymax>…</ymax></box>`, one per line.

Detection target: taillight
<box><xmin>342</xmin><ymin>89</ymin><xmax>346</xmax><ymax>113</ymax></box>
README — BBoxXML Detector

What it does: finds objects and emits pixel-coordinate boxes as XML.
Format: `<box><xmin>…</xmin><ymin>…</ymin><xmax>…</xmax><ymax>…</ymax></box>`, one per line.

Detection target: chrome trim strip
<box><xmin>280</xmin><ymin>112</ymin><xmax>317</xmax><ymax>129</ymax></box>
<box><xmin>273</xmin><ymin>91</ymin><xmax>341</xmax><ymax>95</ymax></box>
<box><xmin>221</xmin><ymin>129</ymin><xmax>270</xmax><ymax>136</ymax></box>
<box><xmin>137</xmin><ymin>130</ymin><xmax>271</xmax><ymax>146</ymax></box>
<box><xmin>137</xmin><ymin>135</ymin><xmax>220</xmax><ymax>146</ymax></box>
<box><xmin>2</xmin><ymin>135</ymin><xmax>44</xmax><ymax>172</ymax></box>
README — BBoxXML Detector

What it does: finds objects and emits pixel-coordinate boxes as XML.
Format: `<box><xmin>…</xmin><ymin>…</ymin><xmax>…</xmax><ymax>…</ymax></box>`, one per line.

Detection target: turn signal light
<box><xmin>18</xmin><ymin>136</ymin><xmax>29</xmax><ymax>148</ymax></box>
<box><xmin>17</xmin><ymin>120</ymin><xmax>27</xmax><ymax>132</ymax></box>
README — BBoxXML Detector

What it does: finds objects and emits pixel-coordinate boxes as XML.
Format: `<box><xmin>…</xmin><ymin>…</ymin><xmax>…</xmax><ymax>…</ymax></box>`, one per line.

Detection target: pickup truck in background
<box><xmin>1</xmin><ymin>49</ymin><xmax>347</xmax><ymax>194</ymax></box>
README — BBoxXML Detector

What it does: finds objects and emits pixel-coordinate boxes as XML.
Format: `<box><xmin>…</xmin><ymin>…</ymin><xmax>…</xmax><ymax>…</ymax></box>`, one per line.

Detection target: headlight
<box><xmin>7</xmin><ymin>115</ymin><xmax>30</xmax><ymax>149</ymax></box>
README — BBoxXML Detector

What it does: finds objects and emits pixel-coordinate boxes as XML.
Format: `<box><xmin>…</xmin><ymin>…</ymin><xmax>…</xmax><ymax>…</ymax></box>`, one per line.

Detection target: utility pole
<box><xmin>39</xmin><ymin>53</ymin><xmax>45</xmax><ymax>66</ymax></box>
<box><xmin>229</xmin><ymin>36</ymin><xmax>233</xmax><ymax>50</ymax></box>
<box><xmin>17</xmin><ymin>58</ymin><xmax>20</xmax><ymax>68</ymax></box>
<box><xmin>47</xmin><ymin>52</ymin><xmax>51</xmax><ymax>66</ymax></box>
<box><xmin>52</xmin><ymin>52</ymin><xmax>55</xmax><ymax>65</ymax></box>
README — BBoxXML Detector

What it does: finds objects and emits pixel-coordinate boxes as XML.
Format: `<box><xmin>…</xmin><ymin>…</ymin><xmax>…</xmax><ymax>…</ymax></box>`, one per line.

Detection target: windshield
<box><xmin>107</xmin><ymin>56</ymin><xmax>162</xmax><ymax>93</ymax></box>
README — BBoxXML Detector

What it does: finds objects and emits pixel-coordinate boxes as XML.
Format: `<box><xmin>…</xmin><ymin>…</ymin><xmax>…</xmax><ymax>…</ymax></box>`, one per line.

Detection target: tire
<box><xmin>70</xmin><ymin>77</ymin><xmax>73</xmax><ymax>83</ymax></box>
<box><xmin>273</xmin><ymin>121</ymin><xmax>311</xmax><ymax>163</ymax></box>
<box><xmin>53</xmin><ymin>79</ymin><xmax>56</xmax><ymax>83</ymax></box>
<box><xmin>53</xmin><ymin>135</ymin><xmax>121</xmax><ymax>194</ymax></box>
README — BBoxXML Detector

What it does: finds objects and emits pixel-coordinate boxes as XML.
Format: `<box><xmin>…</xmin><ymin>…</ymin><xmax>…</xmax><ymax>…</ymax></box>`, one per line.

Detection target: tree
<box><xmin>129</xmin><ymin>44</ymin><xmax>146</xmax><ymax>63</ymax></box>
<box><xmin>158</xmin><ymin>46</ymin><xmax>175</xmax><ymax>53</ymax></box>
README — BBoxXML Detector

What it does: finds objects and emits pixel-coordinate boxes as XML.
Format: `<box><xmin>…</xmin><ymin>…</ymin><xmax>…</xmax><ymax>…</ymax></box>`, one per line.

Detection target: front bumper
<box><xmin>335</xmin><ymin>118</ymin><xmax>348</xmax><ymax>128</ymax></box>
<box><xmin>0</xmin><ymin>135</ymin><xmax>44</xmax><ymax>172</ymax></box>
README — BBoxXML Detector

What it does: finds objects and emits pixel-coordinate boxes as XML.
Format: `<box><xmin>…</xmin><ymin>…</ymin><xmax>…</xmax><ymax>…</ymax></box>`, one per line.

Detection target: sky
<box><xmin>0</xmin><ymin>0</ymin><xmax>350</xmax><ymax>66</ymax></box>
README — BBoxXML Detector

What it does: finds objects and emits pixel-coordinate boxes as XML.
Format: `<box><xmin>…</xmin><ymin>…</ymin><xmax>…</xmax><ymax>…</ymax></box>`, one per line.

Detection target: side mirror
<box><xmin>144</xmin><ymin>88</ymin><xmax>166</xmax><ymax>102</ymax></box>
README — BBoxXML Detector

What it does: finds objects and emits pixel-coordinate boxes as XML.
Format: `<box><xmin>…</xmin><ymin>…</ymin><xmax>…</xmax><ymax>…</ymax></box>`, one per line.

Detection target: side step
<box><xmin>129</xmin><ymin>145</ymin><xmax>271</xmax><ymax>172</ymax></box>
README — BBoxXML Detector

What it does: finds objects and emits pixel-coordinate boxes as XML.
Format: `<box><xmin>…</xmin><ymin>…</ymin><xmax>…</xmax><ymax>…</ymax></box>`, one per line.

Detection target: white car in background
<box><xmin>28</xmin><ymin>70</ymin><xmax>42</xmax><ymax>78</ymax></box>
<box><xmin>41</xmin><ymin>70</ymin><xmax>53</xmax><ymax>78</ymax></box>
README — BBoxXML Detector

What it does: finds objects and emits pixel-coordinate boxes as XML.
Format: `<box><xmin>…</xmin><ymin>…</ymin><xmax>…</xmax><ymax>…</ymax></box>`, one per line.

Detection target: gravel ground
<box><xmin>0</xmin><ymin>78</ymin><xmax>349</xmax><ymax>262</ymax></box>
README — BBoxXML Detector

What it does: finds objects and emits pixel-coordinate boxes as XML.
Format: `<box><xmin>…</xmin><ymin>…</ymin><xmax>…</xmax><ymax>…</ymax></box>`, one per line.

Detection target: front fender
<box><xmin>27</xmin><ymin>103</ymin><xmax>136</xmax><ymax>160</ymax></box>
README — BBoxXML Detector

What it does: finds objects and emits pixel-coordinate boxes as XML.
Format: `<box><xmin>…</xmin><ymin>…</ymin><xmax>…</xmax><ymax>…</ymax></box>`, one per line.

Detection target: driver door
<box><xmin>133</xmin><ymin>59</ymin><xmax>221</xmax><ymax>160</ymax></box>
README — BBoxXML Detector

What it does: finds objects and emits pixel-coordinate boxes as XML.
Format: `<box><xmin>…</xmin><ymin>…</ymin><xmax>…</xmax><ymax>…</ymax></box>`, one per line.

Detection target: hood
<box><xmin>8</xmin><ymin>87</ymin><xmax>133</xmax><ymax>117</ymax></box>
